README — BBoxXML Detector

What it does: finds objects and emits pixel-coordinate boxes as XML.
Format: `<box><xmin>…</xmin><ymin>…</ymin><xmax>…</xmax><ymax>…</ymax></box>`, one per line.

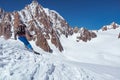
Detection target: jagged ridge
<box><xmin>0</xmin><ymin>1</ymin><xmax>69</xmax><ymax>52</ymax></box>
<box><xmin>0</xmin><ymin>1</ymin><xmax>97</xmax><ymax>52</ymax></box>
<box><xmin>3</xmin><ymin>1</ymin><xmax>119</xmax><ymax>52</ymax></box>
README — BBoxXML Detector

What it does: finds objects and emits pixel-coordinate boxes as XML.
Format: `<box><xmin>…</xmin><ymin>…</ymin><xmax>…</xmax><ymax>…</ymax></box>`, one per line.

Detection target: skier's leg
<box><xmin>27</xmin><ymin>44</ymin><xmax>33</xmax><ymax>52</ymax></box>
<box><xmin>18</xmin><ymin>36</ymin><xmax>30</xmax><ymax>48</ymax></box>
<box><xmin>18</xmin><ymin>36</ymin><xmax>34</xmax><ymax>52</ymax></box>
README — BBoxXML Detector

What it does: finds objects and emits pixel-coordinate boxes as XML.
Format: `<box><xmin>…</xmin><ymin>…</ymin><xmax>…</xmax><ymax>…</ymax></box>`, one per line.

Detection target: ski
<box><xmin>33</xmin><ymin>50</ymin><xmax>41</xmax><ymax>55</ymax></box>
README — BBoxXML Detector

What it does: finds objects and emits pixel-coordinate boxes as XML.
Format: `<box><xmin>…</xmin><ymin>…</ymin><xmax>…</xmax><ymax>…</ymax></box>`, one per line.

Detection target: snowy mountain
<box><xmin>0</xmin><ymin>1</ymin><xmax>69</xmax><ymax>52</ymax></box>
<box><xmin>0</xmin><ymin>0</ymin><xmax>120</xmax><ymax>80</ymax></box>
<box><xmin>0</xmin><ymin>1</ymin><xmax>97</xmax><ymax>52</ymax></box>
<box><xmin>0</xmin><ymin>25</ymin><xmax>120</xmax><ymax>80</ymax></box>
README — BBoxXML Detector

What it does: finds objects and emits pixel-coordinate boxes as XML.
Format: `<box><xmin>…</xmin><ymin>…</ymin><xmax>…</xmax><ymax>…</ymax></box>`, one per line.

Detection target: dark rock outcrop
<box><xmin>102</xmin><ymin>22</ymin><xmax>119</xmax><ymax>31</ymax></box>
<box><xmin>0</xmin><ymin>8</ymin><xmax>5</xmax><ymax>20</ymax></box>
<box><xmin>102</xmin><ymin>26</ymin><xmax>107</xmax><ymax>31</ymax></box>
<box><xmin>0</xmin><ymin>1</ymin><xmax>98</xmax><ymax>52</ymax></box>
<box><xmin>51</xmin><ymin>29</ymin><xmax>63</xmax><ymax>52</ymax></box>
<box><xmin>0</xmin><ymin>1</ymin><xmax>66</xmax><ymax>52</ymax></box>
<box><xmin>73</xmin><ymin>27</ymin><xmax>79</xmax><ymax>33</ymax></box>
<box><xmin>77</xmin><ymin>28</ymin><xmax>97</xmax><ymax>42</ymax></box>
<box><xmin>36</xmin><ymin>30</ymin><xmax>52</xmax><ymax>52</ymax></box>
<box><xmin>0</xmin><ymin>22</ymin><xmax>12</xmax><ymax>39</ymax></box>
<box><xmin>112</xmin><ymin>22</ymin><xmax>119</xmax><ymax>29</ymax></box>
<box><xmin>118</xmin><ymin>33</ymin><xmax>120</xmax><ymax>39</ymax></box>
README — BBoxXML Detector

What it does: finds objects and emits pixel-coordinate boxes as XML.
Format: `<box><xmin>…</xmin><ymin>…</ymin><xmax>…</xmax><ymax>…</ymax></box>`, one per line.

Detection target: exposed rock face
<box><xmin>13</xmin><ymin>12</ymin><xmax>22</xmax><ymax>28</ymax></box>
<box><xmin>0</xmin><ymin>1</ymin><xmax>98</xmax><ymax>52</ymax></box>
<box><xmin>102</xmin><ymin>22</ymin><xmax>119</xmax><ymax>31</ymax></box>
<box><xmin>0</xmin><ymin>9</ymin><xmax>10</xmax><ymax>38</ymax></box>
<box><xmin>102</xmin><ymin>26</ymin><xmax>107</xmax><ymax>31</ymax></box>
<box><xmin>4</xmin><ymin>13</ymin><xmax>12</xmax><ymax>22</ymax></box>
<box><xmin>0</xmin><ymin>8</ymin><xmax>5</xmax><ymax>21</ymax></box>
<box><xmin>77</xmin><ymin>28</ymin><xmax>97</xmax><ymax>42</ymax></box>
<box><xmin>0</xmin><ymin>22</ymin><xmax>12</xmax><ymax>39</ymax></box>
<box><xmin>68</xmin><ymin>27</ymin><xmax>73</xmax><ymax>35</ymax></box>
<box><xmin>36</xmin><ymin>30</ymin><xmax>52</xmax><ymax>52</ymax></box>
<box><xmin>0</xmin><ymin>1</ymin><xmax>66</xmax><ymax>52</ymax></box>
<box><xmin>112</xmin><ymin>22</ymin><xmax>118</xmax><ymax>29</ymax></box>
<box><xmin>0</xmin><ymin>23</ymin><xmax>3</xmax><ymax>36</ymax></box>
<box><xmin>118</xmin><ymin>33</ymin><xmax>120</xmax><ymax>39</ymax></box>
<box><xmin>73</xmin><ymin>27</ymin><xmax>79</xmax><ymax>33</ymax></box>
<box><xmin>51</xmin><ymin>29</ymin><xmax>63</xmax><ymax>52</ymax></box>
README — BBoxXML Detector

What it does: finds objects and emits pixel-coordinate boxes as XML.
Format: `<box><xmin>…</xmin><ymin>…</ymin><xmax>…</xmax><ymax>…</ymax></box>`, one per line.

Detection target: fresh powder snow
<box><xmin>0</xmin><ymin>26</ymin><xmax>120</xmax><ymax>80</ymax></box>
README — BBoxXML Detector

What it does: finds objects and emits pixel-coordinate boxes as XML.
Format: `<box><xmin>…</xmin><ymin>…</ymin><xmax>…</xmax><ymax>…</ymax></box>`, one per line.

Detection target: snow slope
<box><xmin>0</xmin><ymin>26</ymin><xmax>120</xmax><ymax>80</ymax></box>
<box><xmin>61</xmin><ymin>27</ymin><xmax>120</xmax><ymax>67</ymax></box>
<box><xmin>0</xmin><ymin>37</ymin><xmax>118</xmax><ymax>80</ymax></box>
<box><xmin>60</xmin><ymin>27</ymin><xmax>120</xmax><ymax>80</ymax></box>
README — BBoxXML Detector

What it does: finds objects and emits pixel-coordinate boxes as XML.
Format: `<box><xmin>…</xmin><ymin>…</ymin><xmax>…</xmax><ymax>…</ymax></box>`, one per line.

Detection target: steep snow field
<box><xmin>61</xmin><ymin>28</ymin><xmax>120</xmax><ymax>67</ymax></box>
<box><xmin>59</xmin><ymin>27</ymin><xmax>120</xmax><ymax>80</ymax></box>
<box><xmin>0</xmin><ymin>27</ymin><xmax>120</xmax><ymax>80</ymax></box>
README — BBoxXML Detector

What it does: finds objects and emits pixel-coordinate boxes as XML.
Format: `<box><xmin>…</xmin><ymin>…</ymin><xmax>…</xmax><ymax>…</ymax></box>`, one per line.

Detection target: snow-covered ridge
<box><xmin>101</xmin><ymin>22</ymin><xmax>120</xmax><ymax>31</ymax></box>
<box><xmin>0</xmin><ymin>0</ymin><xmax>71</xmax><ymax>52</ymax></box>
<box><xmin>0</xmin><ymin>1</ymin><xmax>120</xmax><ymax>80</ymax></box>
<box><xmin>43</xmin><ymin>8</ymin><xmax>64</xmax><ymax>20</ymax></box>
<box><xmin>51</xmin><ymin>10</ymin><xmax>64</xmax><ymax>20</ymax></box>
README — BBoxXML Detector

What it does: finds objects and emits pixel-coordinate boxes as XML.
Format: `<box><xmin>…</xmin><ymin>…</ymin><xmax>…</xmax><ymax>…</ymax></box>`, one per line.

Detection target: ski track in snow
<box><xmin>0</xmin><ymin>1</ymin><xmax>120</xmax><ymax>79</ymax></box>
<box><xmin>0</xmin><ymin>40</ymin><xmax>94</xmax><ymax>80</ymax></box>
<box><xmin>0</xmin><ymin>38</ymin><xmax>118</xmax><ymax>80</ymax></box>
<box><xmin>0</xmin><ymin>25</ymin><xmax>120</xmax><ymax>80</ymax></box>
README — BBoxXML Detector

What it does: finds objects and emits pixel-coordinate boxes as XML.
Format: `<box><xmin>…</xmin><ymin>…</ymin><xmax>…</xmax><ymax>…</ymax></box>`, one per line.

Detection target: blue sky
<box><xmin>0</xmin><ymin>0</ymin><xmax>120</xmax><ymax>30</ymax></box>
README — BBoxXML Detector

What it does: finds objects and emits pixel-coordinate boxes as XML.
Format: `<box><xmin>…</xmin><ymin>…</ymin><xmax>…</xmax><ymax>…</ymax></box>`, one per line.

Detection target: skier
<box><xmin>14</xmin><ymin>23</ymin><xmax>33</xmax><ymax>52</ymax></box>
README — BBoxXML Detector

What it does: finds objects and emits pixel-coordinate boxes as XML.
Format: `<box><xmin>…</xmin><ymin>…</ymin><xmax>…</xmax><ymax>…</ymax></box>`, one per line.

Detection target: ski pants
<box><xmin>18</xmin><ymin>36</ymin><xmax>33</xmax><ymax>51</ymax></box>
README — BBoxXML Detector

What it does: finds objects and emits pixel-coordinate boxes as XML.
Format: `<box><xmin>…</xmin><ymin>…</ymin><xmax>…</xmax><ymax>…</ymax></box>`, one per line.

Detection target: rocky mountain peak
<box><xmin>73</xmin><ymin>27</ymin><xmax>79</xmax><ymax>33</ymax></box>
<box><xmin>28</xmin><ymin>0</ymin><xmax>41</xmax><ymax>10</ymax></box>
<box><xmin>0</xmin><ymin>1</ymin><xmax>98</xmax><ymax>52</ymax></box>
<box><xmin>0</xmin><ymin>1</ymin><xmax>70</xmax><ymax>52</ymax></box>
<box><xmin>111</xmin><ymin>22</ymin><xmax>119</xmax><ymax>29</ymax></box>
<box><xmin>0</xmin><ymin>8</ymin><xmax>4</xmax><ymax>13</ymax></box>
<box><xmin>76</xmin><ymin>28</ymin><xmax>97</xmax><ymax>42</ymax></box>
<box><xmin>0</xmin><ymin>8</ymin><xmax>5</xmax><ymax>21</ymax></box>
<box><xmin>102</xmin><ymin>22</ymin><xmax>119</xmax><ymax>31</ymax></box>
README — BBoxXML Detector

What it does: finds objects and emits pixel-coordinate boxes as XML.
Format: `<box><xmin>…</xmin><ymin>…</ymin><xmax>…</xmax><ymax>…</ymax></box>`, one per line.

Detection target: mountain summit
<box><xmin>0</xmin><ymin>1</ymin><xmax>71</xmax><ymax>52</ymax></box>
<box><xmin>0</xmin><ymin>1</ymin><xmax>119</xmax><ymax>53</ymax></box>
<box><xmin>0</xmin><ymin>1</ymin><xmax>120</xmax><ymax>80</ymax></box>
<box><xmin>0</xmin><ymin>1</ymin><xmax>98</xmax><ymax>52</ymax></box>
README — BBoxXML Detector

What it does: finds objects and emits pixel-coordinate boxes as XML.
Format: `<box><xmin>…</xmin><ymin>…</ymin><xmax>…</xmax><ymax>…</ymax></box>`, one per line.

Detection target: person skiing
<box><xmin>14</xmin><ymin>23</ymin><xmax>33</xmax><ymax>52</ymax></box>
